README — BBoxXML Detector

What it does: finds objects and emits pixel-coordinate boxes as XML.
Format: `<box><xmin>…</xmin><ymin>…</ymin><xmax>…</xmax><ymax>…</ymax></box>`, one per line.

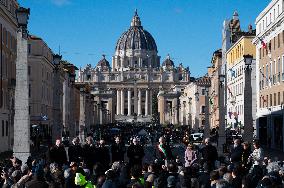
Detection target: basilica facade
<box><xmin>77</xmin><ymin>11</ymin><xmax>190</xmax><ymax>124</ymax></box>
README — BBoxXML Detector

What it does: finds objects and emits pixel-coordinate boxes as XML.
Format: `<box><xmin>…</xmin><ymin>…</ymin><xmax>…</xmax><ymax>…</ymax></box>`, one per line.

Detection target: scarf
<box><xmin>158</xmin><ymin>144</ymin><xmax>167</xmax><ymax>158</ymax></box>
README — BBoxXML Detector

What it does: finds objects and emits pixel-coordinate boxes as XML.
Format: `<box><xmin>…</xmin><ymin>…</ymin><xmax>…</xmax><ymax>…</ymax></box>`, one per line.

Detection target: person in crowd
<box><xmin>83</xmin><ymin>136</ymin><xmax>97</xmax><ymax>170</ymax></box>
<box><xmin>102</xmin><ymin>169</ymin><xmax>117</xmax><ymax>188</ymax></box>
<box><xmin>64</xmin><ymin>162</ymin><xmax>79</xmax><ymax>188</ymax></box>
<box><xmin>210</xmin><ymin>170</ymin><xmax>220</xmax><ymax>188</ymax></box>
<box><xmin>231</xmin><ymin>167</ymin><xmax>242</xmax><ymax>188</ymax></box>
<box><xmin>48</xmin><ymin>139</ymin><xmax>67</xmax><ymax>167</ymax></box>
<box><xmin>127</xmin><ymin>138</ymin><xmax>145</xmax><ymax>168</ymax></box>
<box><xmin>25</xmin><ymin>165</ymin><xmax>49</xmax><ymax>188</ymax></box>
<box><xmin>241</xmin><ymin>142</ymin><xmax>252</xmax><ymax>173</ymax></box>
<box><xmin>68</xmin><ymin>137</ymin><xmax>83</xmax><ymax>163</ymax></box>
<box><xmin>96</xmin><ymin>139</ymin><xmax>110</xmax><ymax>171</ymax></box>
<box><xmin>127</xmin><ymin>165</ymin><xmax>144</xmax><ymax>188</ymax></box>
<box><xmin>111</xmin><ymin>136</ymin><xmax>126</xmax><ymax>163</ymax></box>
<box><xmin>198</xmin><ymin>163</ymin><xmax>211</xmax><ymax>188</ymax></box>
<box><xmin>230</xmin><ymin>139</ymin><xmax>243</xmax><ymax>166</ymax></box>
<box><xmin>184</xmin><ymin>143</ymin><xmax>198</xmax><ymax>167</ymax></box>
<box><xmin>155</xmin><ymin>136</ymin><xmax>173</xmax><ymax>166</ymax></box>
<box><xmin>249</xmin><ymin>140</ymin><xmax>264</xmax><ymax>163</ymax></box>
<box><xmin>200</xmin><ymin>138</ymin><xmax>218</xmax><ymax>172</ymax></box>
<box><xmin>74</xmin><ymin>172</ymin><xmax>94</xmax><ymax>188</ymax></box>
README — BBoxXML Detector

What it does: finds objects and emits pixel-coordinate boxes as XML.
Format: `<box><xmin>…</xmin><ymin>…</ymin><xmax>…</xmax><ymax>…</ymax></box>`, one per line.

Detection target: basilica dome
<box><xmin>115</xmin><ymin>10</ymin><xmax>157</xmax><ymax>52</ymax></box>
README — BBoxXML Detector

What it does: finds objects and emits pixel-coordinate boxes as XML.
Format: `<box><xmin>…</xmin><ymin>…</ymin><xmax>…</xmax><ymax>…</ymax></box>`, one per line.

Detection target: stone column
<box><xmin>116</xmin><ymin>90</ymin><xmax>121</xmax><ymax>115</ymax></box>
<box><xmin>138</xmin><ymin>89</ymin><xmax>142</xmax><ymax>116</ymax></box>
<box><xmin>173</xmin><ymin>99</ymin><xmax>178</xmax><ymax>125</ymax></box>
<box><xmin>13</xmin><ymin>29</ymin><xmax>30</xmax><ymax>163</ymax></box>
<box><xmin>79</xmin><ymin>91</ymin><xmax>86</xmax><ymax>143</ymax></box>
<box><xmin>145</xmin><ymin>89</ymin><xmax>149</xmax><ymax>116</ymax></box>
<box><xmin>128</xmin><ymin>89</ymin><xmax>132</xmax><ymax>116</ymax></box>
<box><xmin>149</xmin><ymin>90</ymin><xmax>153</xmax><ymax>115</ymax></box>
<box><xmin>121</xmin><ymin>89</ymin><xmax>125</xmax><ymax>115</ymax></box>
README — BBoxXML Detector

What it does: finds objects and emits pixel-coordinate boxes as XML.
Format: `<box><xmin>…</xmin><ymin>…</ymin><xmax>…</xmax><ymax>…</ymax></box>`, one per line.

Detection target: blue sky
<box><xmin>18</xmin><ymin>0</ymin><xmax>270</xmax><ymax>77</ymax></box>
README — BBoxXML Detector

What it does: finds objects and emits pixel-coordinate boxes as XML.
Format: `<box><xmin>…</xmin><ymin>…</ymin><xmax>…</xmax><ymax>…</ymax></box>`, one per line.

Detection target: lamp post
<box><xmin>13</xmin><ymin>7</ymin><xmax>30</xmax><ymax>163</ymax></box>
<box><xmin>218</xmin><ymin>74</ymin><xmax>226</xmax><ymax>154</ymax></box>
<box><xmin>194</xmin><ymin>91</ymin><xmax>199</xmax><ymax>131</ymax></box>
<box><xmin>188</xmin><ymin>97</ymin><xmax>192</xmax><ymax>128</ymax></box>
<box><xmin>243</xmin><ymin>54</ymin><xmax>254</xmax><ymax>143</ymax></box>
<box><xmin>204</xmin><ymin>87</ymin><xmax>210</xmax><ymax>139</ymax></box>
<box><xmin>52</xmin><ymin>54</ymin><xmax>62</xmax><ymax>142</ymax></box>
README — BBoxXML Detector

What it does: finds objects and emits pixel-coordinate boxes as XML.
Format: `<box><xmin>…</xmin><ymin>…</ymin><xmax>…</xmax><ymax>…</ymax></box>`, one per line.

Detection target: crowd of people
<box><xmin>0</xmin><ymin>131</ymin><xmax>284</xmax><ymax>188</ymax></box>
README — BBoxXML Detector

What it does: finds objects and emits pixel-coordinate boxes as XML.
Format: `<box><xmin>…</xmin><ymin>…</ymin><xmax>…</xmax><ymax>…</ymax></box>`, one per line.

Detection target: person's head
<box><xmin>55</xmin><ymin>139</ymin><xmax>61</xmax><ymax>147</ymax></box>
<box><xmin>72</xmin><ymin>137</ymin><xmax>80</xmax><ymax>145</ymax></box>
<box><xmin>130</xmin><ymin>165</ymin><xmax>142</xmax><ymax>179</ymax></box>
<box><xmin>148</xmin><ymin>164</ymin><xmax>156</xmax><ymax>173</ymax></box>
<box><xmin>115</xmin><ymin>136</ymin><xmax>121</xmax><ymax>144</ymax></box>
<box><xmin>223</xmin><ymin>172</ymin><xmax>233</xmax><ymax>184</ymax></box>
<box><xmin>253</xmin><ymin>140</ymin><xmax>260</xmax><ymax>149</ymax></box>
<box><xmin>216</xmin><ymin>179</ymin><xmax>230</xmax><ymax>188</ymax></box>
<box><xmin>210</xmin><ymin>170</ymin><xmax>220</xmax><ymax>182</ymax></box>
<box><xmin>167</xmin><ymin>163</ymin><xmax>177</xmax><ymax>173</ymax></box>
<box><xmin>70</xmin><ymin>162</ymin><xmax>78</xmax><ymax>172</ymax></box>
<box><xmin>132</xmin><ymin>138</ymin><xmax>138</xmax><ymax>145</ymax></box>
<box><xmin>234</xmin><ymin>139</ymin><xmax>241</xmax><ymax>147</ymax></box>
<box><xmin>159</xmin><ymin>136</ymin><xmax>165</xmax><ymax>145</ymax></box>
<box><xmin>86</xmin><ymin>136</ymin><xmax>93</xmax><ymax>145</ymax></box>
<box><xmin>99</xmin><ymin>139</ymin><xmax>105</xmax><ymax>147</ymax></box>
<box><xmin>187</xmin><ymin>143</ymin><xmax>194</xmax><ymax>150</ymax></box>
<box><xmin>205</xmin><ymin>138</ymin><xmax>211</xmax><ymax>145</ymax></box>
<box><xmin>243</xmin><ymin>142</ymin><xmax>250</xmax><ymax>150</ymax></box>
<box><xmin>218</xmin><ymin>166</ymin><xmax>227</xmax><ymax>177</ymax></box>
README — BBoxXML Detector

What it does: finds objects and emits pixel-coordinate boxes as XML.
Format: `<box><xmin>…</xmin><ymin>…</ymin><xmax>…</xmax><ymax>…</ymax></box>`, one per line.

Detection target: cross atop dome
<box><xmin>131</xmin><ymin>9</ymin><xmax>141</xmax><ymax>27</ymax></box>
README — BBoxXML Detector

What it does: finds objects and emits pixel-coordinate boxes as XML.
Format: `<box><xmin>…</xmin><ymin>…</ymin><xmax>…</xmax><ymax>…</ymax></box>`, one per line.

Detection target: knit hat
<box><xmin>21</xmin><ymin>164</ymin><xmax>29</xmax><ymax>174</ymax></box>
<box><xmin>167</xmin><ymin>175</ymin><xmax>176</xmax><ymax>187</ymax></box>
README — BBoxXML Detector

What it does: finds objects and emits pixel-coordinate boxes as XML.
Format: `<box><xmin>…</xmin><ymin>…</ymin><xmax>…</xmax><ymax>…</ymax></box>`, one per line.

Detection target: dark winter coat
<box><xmin>83</xmin><ymin>144</ymin><xmax>97</xmax><ymax>170</ymax></box>
<box><xmin>96</xmin><ymin>146</ymin><xmax>110</xmax><ymax>169</ymax></box>
<box><xmin>127</xmin><ymin>144</ymin><xmax>145</xmax><ymax>167</ymax></box>
<box><xmin>68</xmin><ymin>144</ymin><xmax>83</xmax><ymax>163</ymax></box>
<box><xmin>230</xmin><ymin>145</ymin><xmax>243</xmax><ymax>163</ymax></box>
<box><xmin>48</xmin><ymin>145</ymin><xmax>67</xmax><ymax>167</ymax></box>
<box><xmin>111</xmin><ymin>143</ymin><xmax>126</xmax><ymax>163</ymax></box>
<box><xmin>200</xmin><ymin>144</ymin><xmax>218</xmax><ymax>164</ymax></box>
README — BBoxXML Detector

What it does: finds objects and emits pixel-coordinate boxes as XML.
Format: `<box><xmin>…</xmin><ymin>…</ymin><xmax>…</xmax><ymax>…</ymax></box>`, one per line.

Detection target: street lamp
<box><xmin>53</xmin><ymin>54</ymin><xmax>62</xmax><ymax>66</ymax></box>
<box><xmin>244</xmin><ymin>54</ymin><xmax>253</xmax><ymax>71</ymax></box>
<box><xmin>243</xmin><ymin>54</ymin><xmax>254</xmax><ymax>143</ymax></box>
<box><xmin>219</xmin><ymin>74</ymin><xmax>225</xmax><ymax>87</ymax></box>
<box><xmin>13</xmin><ymin>6</ymin><xmax>31</xmax><ymax>163</ymax></box>
<box><xmin>16</xmin><ymin>7</ymin><xmax>30</xmax><ymax>38</ymax></box>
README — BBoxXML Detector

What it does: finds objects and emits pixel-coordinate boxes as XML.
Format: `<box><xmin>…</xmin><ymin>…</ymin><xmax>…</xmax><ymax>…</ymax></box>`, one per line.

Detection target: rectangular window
<box><xmin>28</xmin><ymin>84</ymin><xmax>31</xmax><ymax>98</ymax></box>
<box><xmin>282</xmin><ymin>55</ymin><xmax>284</xmax><ymax>80</ymax></box>
<box><xmin>274</xmin><ymin>37</ymin><xmax>276</xmax><ymax>50</ymax></box>
<box><xmin>274</xmin><ymin>93</ymin><xmax>277</xmax><ymax>106</ymax></box>
<box><xmin>259</xmin><ymin>48</ymin><xmax>262</xmax><ymax>59</ymax></box>
<box><xmin>2</xmin><ymin>120</ymin><xmax>4</xmax><ymax>137</ymax></box>
<box><xmin>5</xmin><ymin>121</ymin><xmax>8</xmax><ymax>137</ymax></box>
<box><xmin>28</xmin><ymin>66</ymin><xmax>31</xmax><ymax>75</ymax></box>
<box><xmin>278</xmin><ymin>34</ymin><xmax>281</xmax><ymax>48</ymax></box>
<box><xmin>270</xmin><ymin>94</ymin><xmax>273</xmax><ymax>107</ymax></box>
<box><xmin>201</xmin><ymin>106</ymin><xmax>205</xmax><ymax>113</ymax></box>
<box><xmin>28</xmin><ymin>44</ymin><xmax>31</xmax><ymax>54</ymax></box>
<box><xmin>278</xmin><ymin>92</ymin><xmax>281</xmax><ymax>105</ymax></box>
<box><xmin>267</xmin><ymin>95</ymin><xmax>269</xmax><ymax>107</ymax></box>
